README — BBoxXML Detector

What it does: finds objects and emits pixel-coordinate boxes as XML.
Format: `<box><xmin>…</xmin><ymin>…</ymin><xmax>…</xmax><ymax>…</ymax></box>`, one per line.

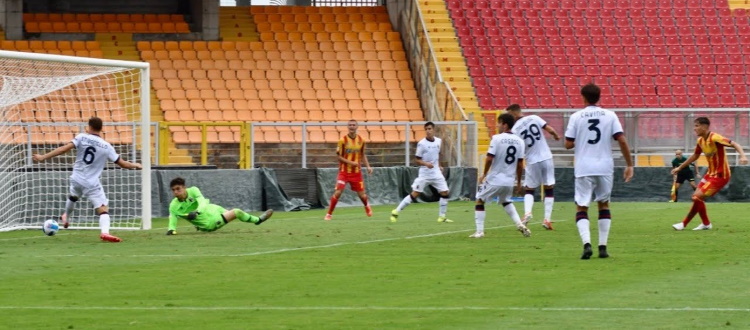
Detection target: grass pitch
<box><xmin>1</xmin><ymin>201</ymin><xmax>749</xmax><ymax>329</ymax></box>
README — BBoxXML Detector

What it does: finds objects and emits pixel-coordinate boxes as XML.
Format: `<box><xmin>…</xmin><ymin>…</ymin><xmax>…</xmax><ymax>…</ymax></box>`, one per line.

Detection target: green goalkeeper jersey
<box><xmin>168</xmin><ymin>186</ymin><xmax>210</xmax><ymax>231</ymax></box>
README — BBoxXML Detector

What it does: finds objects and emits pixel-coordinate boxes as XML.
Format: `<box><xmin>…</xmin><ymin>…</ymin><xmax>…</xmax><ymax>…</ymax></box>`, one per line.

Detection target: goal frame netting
<box><xmin>0</xmin><ymin>50</ymin><xmax>151</xmax><ymax>231</ymax></box>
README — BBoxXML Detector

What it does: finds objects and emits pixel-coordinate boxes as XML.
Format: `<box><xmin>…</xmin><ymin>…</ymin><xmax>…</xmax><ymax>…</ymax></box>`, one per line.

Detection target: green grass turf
<box><xmin>0</xmin><ymin>201</ymin><xmax>748</xmax><ymax>329</ymax></box>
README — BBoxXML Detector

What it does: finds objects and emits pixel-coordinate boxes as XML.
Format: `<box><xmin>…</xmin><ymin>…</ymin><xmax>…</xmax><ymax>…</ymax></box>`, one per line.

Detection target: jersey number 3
<box><xmin>587</xmin><ymin>119</ymin><xmax>601</xmax><ymax>145</ymax></box>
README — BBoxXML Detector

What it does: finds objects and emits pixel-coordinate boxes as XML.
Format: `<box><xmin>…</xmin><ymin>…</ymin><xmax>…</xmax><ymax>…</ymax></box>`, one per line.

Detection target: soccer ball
<box><xmin>42</xmin><ymin>219</ymin><xmax>59</xmax><ymax>236</ymax></box>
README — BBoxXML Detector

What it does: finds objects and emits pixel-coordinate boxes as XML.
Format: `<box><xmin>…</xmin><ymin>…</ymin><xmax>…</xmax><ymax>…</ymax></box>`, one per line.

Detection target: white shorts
<box><xmin>574</xmin><ymin>176</ymin><xmax>613</xmax><ymax>207</ymax></box>
<box><xmin>475</xmin><ymin>182</ymin><xmax>514</xmax><ymax>203</ymax></box>
<box><xmin>524</xmin><ymin>159</ymin><xmax>556</xmax><ymax>188</ymax></box>
<box><xmin>412</xmin><ymin>175</ymin><xmax>449</xmax><ymax>193</ymax></box>
<box><xmin>69</xmin><ymin>178</ymin><xmax>109</xmax><ymax>209</ymax></box>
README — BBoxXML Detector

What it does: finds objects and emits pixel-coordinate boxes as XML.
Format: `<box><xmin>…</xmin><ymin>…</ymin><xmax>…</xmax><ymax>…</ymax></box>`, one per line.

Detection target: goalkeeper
<box><xmin>166</xmin><ymin>177</ymin><xmax>273</xmax><ymax>235</ymax></box>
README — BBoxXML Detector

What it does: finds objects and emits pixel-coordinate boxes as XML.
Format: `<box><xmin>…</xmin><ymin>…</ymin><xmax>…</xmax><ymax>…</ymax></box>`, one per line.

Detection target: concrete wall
<box><xmin>197</xmin><ymin>0</ymin><xmax>219</xmax><ymax>40</ymax></box>
<box><xmin>5</xmin><ymin>0</ymin><xmax>22</xmax><ymax>40</ymax></box>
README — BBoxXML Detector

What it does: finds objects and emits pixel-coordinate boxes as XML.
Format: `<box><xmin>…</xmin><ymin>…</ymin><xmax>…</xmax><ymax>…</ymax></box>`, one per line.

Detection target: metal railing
<box><xmin>397</xmin><ymin>0</ymin><xmax>468</xmax><ymax>124</ymax></box>
<box><xmin>486</xmin><ymin>108</ymin><xmax>750</xmax><ymax>166</ymax></box>
<box><xmin>157</xmin><ymin>121</ymin><xmax>251</xmax><ymax>169</ymax></box>
<box><xmin>250</xmin><ymin>121</ymin><xmax>477</xmax><ymax>169</ymax></box>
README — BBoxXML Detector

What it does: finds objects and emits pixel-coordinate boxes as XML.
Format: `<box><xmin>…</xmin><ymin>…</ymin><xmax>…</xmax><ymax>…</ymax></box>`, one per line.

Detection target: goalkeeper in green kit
<box><xmin>166</xmin><ymin>177</ymin><xmax>273</xmax><ymax>235</ymax></box>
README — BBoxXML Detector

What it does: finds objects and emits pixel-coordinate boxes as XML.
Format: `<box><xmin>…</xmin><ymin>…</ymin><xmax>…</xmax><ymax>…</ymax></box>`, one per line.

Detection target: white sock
<box><xmin>577</xmin><ymin>219</ymin><xmax>591</xmax><ymax>245</ymax></box>
<box><xmin>64</xmin><ymin>199</ymin><xmax>75</xmax><ymax>217</ymax></box>
<box><xmin>599</xmin><ymin>218</ymin><xmax>611</xmax><ymax>246</ymax></box>
<box><xmin>474</xmin><ymin>210</ymin><xmax>485</xmax><ymax>232</ymax></box>
<box><xmin>438</xmin><ymin>198</ymin><xmax>448</xmax><ymax>217</ymax></box>
<box><xmin>504</xmin><ymin>203</ymin><xmax>522</xmax><ymax>226</ymax></box>
<box><xmin>99</xmin><ymin>213</ymin><xmax>110</xmax><ymax>234</ymax></box>
<box><xmin>544</xmin><ymin>197</ymin><xmax>554</xmax><ymax>220</ymax></box>
<box><xmin>396</xmin><ymin>195</ymin><xmax>412</xmax><ymax>212</ymax></box>
<box><xmin>524</xmin><ymin>193</ymin><xmax>534</xmax><ymax>216</ymax></box>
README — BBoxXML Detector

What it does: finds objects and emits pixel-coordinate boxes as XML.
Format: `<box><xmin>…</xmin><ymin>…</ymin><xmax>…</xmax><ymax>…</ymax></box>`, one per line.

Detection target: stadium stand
<box><xmin>0</xmin><ymin>40</ymin><xmax>103</xmax><ymax>58</ymax></box>
<box><xmin>141</xmin><ymin>5</ymin><xmax>424</xmax><ymax>144</ymax></box>
<box><xmin>23</xmin><ymin>13</ymin><xmax>190</xmax><ymax>33</ymax></box>
<box><xmin>447</xmin><ymin>0</ymin><xmax>750</xmax><ymax>110</ymax></box>
<box><xmin>418</xmin><ymin>0</ymin><xmax>492</xmax><ymax>156</ymax></box>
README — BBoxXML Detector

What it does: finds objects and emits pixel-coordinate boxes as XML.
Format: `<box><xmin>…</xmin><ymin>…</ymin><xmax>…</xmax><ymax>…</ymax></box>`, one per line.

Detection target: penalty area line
<box><xmin>0</xmin><ymin>306</ymin><xmax>747</xmax><ymax>312</ymax></box>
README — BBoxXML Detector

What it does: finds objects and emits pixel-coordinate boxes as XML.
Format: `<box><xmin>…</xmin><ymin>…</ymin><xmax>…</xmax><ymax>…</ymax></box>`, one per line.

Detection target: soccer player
<box><xmin>505</xmin><ymin>104</ymin><xmax>561</xmax><ymax>230</ymax></box>
<box><xmin>390</xmin><ymin>122</ymin><xmax>453</xmax><ymax>223</ymax></box>
<box><xmin>470</xmin><ymin>113</ymin><xmax>531</xmax><ymax>238</ymax></box>
<box><xmin>671</xmin><ymin>117</ymin><xmax>748</xmax><ymax>231</ymax></box>
<box><xmin>670</xmin><ymin>149</ymin><xmax>699</xmax><ymax>202</ymax></box>
<box><xmin>565</xmin><ymin>83</ymin><xmax>633</xmax><ymax>259</ymax></box>
<box><xmin>324</xmin><ymin>119</ymin><xmax>373</xmax><ymax>221</ymax></box>
<box><xmin>166</xmin><ymin>177</ymin><xmax>273</xmax><ymax>234</ymax></box>
<box><xmin>32</xmin><ymin>117</ymin><xmax>142</xmax><ymax>243</ymax></box>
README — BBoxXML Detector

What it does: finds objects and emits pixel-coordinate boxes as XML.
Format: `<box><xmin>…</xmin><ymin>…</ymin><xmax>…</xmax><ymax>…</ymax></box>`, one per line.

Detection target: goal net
<box><xmin>0</xmin><ymin>50</ymin><xmax>151</xmax><ymax>232</ymax></box>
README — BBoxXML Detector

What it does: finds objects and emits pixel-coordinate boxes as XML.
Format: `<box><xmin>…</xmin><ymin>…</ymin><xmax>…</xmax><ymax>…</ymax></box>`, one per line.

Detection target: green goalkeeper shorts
<box><xmin>193</xmin><ymin>204</ymin><xmax>227</xmax><ymax>232</ymax></box>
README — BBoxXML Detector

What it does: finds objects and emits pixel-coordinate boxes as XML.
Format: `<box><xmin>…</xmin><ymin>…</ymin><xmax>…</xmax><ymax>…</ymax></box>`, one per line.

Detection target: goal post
<box><xmin>0</xmin><ymin>50</ymin><xmax>151</xmax><ymax>232</ymax></box>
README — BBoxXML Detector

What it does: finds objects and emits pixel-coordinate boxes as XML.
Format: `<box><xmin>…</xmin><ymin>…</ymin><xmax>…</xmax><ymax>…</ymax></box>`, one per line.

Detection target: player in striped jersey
<box><xmin>324</xmin><ymin>120</ymin><xmax>373</xmax><ymax>221</ymax></box>
<box><xmin>671</xmin><ymin>117</ymin><xmax>747</xmax><ymax>231</ymax></box>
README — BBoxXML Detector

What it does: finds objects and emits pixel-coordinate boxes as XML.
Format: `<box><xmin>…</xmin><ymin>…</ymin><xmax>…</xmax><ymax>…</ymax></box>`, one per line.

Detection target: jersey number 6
<box><xmin>83</xmin><ymin>146</ymin><xmax>97</xmax><ymax>165</ymax></box>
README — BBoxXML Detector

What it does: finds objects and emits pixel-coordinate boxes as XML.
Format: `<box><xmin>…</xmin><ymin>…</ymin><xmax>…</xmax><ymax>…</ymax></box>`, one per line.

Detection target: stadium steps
<box><xmin>219</xmin><ymin>7</ymin><xmax>259</xmax><ymax>41</ymax></box>
<box><xmin>95</xmin><ymin>33</ymin><xmax>140</xmax><ymax>61</ymax></box>
<box><xmin>418</xmin><ymin>0</ymin><xmax>490</xmax><ymax>153</ymax></box>
<box><xmin>728</xmin><ymin>0</ymin><xmax>750</xmax><ymax>9</ymax></box>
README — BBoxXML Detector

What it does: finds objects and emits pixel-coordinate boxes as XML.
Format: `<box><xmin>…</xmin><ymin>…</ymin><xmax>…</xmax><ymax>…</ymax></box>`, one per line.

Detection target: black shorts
<box><xmin>675</xmin><ymin>172</ymin><xmax>695</xmax><ymax>184</ymax></box>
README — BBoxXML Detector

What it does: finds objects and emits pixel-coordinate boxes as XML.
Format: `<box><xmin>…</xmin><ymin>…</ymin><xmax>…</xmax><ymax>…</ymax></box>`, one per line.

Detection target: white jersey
<box><xmin>485</xmin><ymin>132</ymin><xmax>525</xmax><ymax>186</ymax></box>
<box><xmin>511</xmin><ymin>115</ymin><xmax>553</xmax><ymax>164</ymax></box>
<box><xmin>70</xmin><ymin>133</ymin><xmax>120</xmax><ymax>184</ymax></box>
<box><xmin>415</xmin><ymin>137</ymin><xmax>442</xmax><ymax>177</ymax></box>
<box><xmin>564</xmin><ymin>106</ymin><xmax>624</xmax><ymax>177</ymax></box>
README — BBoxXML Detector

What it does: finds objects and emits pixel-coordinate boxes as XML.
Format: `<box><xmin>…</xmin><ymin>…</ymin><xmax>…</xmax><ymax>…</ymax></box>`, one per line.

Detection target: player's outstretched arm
<box><xmin>616</xmin><ymin>135</ymin><xmax>634</xmax><ymax>182</ymax></box>
<box><xmin>673</xmin><ymin>151</ymin><xmax>700</xmax><ymax>175</ymax></box>
<box><xmin>115</xmin><ymin>158</ymin><xmax>142</xmax><ymax>170</ymax></box>
<box><xmin>544</xmin><ymin>125</ymin><xmax>561</xmax><ymax>141</ymax></box>
<box><xmin>32</xmin><ymin>142</ymin><xmax>75</xmax><ymax>162</ymax></box>
<box><xmin>166</xmin><ymin>214</ymin><xmax>178</xmax><ymax>235</ymax></box>
<box><xmin>730</xmin><ymin>141</ymin><xmax>749</xmax><ymax>165</ymax></box>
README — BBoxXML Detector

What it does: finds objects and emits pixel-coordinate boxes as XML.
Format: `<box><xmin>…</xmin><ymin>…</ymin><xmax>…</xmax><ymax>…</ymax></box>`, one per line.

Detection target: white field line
<box><xmin>41</xmin><ymin>221</ymin><xmax>555</xmax><ymax>258</ymax></box>
<box><xmin>0</xmin><ymin>215</ymin><xmax>328</xmax><ymax>242</ymax></box>
<box><xmin>0</xmin><ymin>306</ymin><xmax>747</xmax><ymax>312</ymax></box>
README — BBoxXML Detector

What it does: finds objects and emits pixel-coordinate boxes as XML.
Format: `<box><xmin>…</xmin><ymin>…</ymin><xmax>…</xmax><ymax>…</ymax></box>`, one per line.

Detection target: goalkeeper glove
<box><xmin>166</xmin><ymin>230</ymin><xmax>176</xmax><ymax>235</ymax></box>
<box><xmin>186</xmin><ymin>211</ymin><xmax>199</xmax><ymax>220</ymax></box>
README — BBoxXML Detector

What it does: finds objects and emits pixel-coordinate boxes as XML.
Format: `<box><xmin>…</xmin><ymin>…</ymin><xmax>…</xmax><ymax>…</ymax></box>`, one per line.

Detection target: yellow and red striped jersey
<box><xmin>337</xmin><ymin>134</ymin><xmax>365</xmax><ymax>173</ymax></box>
<box><xmin>696</xmin><ymin>131</ymin><xmax>733</xmax><ymax>179</ymax></box>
